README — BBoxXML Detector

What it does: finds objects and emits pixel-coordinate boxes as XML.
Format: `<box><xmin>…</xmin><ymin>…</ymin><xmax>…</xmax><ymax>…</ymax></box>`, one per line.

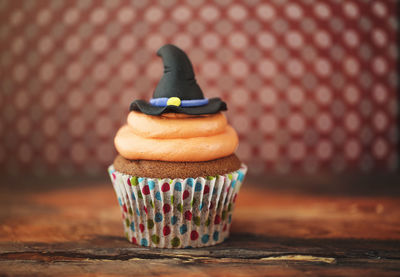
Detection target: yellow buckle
<box><xmin>166</xmin><ymin>97</ymin><xmax>181</xmax><ymax>106</ymax></box>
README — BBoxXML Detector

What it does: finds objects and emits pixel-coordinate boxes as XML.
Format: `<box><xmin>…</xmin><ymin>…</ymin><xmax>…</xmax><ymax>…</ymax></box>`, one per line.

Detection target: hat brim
<box><xmin>130</xmin><ymin>97</ymin><xmax>227</xmax><ymax>115</ymax></box>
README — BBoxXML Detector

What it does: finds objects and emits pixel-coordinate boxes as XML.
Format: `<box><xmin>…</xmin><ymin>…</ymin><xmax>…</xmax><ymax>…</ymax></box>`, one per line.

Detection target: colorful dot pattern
<box><xmin>108</xmin><ymin>164</ymin><xmax>247</xmax><ymax>248</ymax></box>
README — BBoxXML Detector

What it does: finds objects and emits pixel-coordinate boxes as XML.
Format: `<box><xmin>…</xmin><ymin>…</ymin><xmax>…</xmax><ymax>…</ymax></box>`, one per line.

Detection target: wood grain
<box><xmin>0</xmin><ymin>178</ymin><xmax>399</xmax><ymax>276</ymax></box>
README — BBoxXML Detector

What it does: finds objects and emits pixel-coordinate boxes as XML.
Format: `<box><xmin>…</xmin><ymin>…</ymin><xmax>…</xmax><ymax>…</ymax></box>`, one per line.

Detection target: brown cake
<box><xmin>113</xmin><ymin>154</ymin><xmax>241</xmax><ymax>179</ymax></box>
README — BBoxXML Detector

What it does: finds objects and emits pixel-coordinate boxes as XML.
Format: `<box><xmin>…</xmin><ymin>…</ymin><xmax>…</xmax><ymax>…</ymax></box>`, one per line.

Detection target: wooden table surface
<box><xmin>1</xmin><ymin>175</ymin><xmax>400</xmax><ymax>276</ymax></box>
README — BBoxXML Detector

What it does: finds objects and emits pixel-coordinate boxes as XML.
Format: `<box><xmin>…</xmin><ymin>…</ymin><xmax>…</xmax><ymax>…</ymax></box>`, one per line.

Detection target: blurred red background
<box><xmin>0</xmin><ymin>0</ymin><xmax>398</xmax><ymax>178</ymax></box>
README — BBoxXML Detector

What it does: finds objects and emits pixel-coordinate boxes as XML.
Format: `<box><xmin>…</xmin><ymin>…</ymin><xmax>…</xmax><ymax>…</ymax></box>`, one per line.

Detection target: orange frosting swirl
<box><xmin>114</xmin><ymin>112</ymin><xmax>239</xmax><ymax>162</ymax></box>
<box><xmin>115</xmin><ymin>124</ymin><xmax>238</xmax><ymax>162</ymax></box>
<box><xmin>127</xmin><ymin>111</ymin><xmax>227</xmax><ymax>139</ymax></box>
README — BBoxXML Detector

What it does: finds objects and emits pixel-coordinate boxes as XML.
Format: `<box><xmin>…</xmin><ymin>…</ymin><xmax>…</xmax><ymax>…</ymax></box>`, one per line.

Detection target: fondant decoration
<box><xmin>150</xmin><ymin>97</ymin><xmax>209</xmax><ymax>107</ymax></box>
<box><xmin>130</xmin><ymin>44</ymin><xmax>227</xmax><ymax>115</ymax></box>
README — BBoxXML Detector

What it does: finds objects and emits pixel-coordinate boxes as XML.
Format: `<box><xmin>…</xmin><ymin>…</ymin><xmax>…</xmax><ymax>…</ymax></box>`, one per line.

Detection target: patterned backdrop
<box><xmin>0</xmin><ymin>0</ymin><xmax>398</xmax><ymax>178</ymax></box>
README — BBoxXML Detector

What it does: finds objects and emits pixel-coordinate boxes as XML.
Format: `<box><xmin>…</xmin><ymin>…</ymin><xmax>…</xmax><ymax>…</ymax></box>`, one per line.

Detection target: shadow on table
<box><xmin>1</xmin><ymin>232</ymin><xmax>399</xmax><ymax>262</ymax></box>
<box><xmin>246</xmin><ymin>172</ymin><xmax>400</xmax><ymax>197</ymax></box>
<box><xmin>2</xmin><ymin>171</ymin><xmax>400</xmax><ymax>197</ymax></box>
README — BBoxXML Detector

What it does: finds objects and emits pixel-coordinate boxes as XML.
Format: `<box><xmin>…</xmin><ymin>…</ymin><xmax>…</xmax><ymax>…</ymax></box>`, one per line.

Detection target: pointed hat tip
<box><xmin>156</xmin><ymin>44</ymin><xmax>181</xmax><ymax>56</ymax></box>
<box><xmin>153</xmin><ymin>44</ymin><xmax>203</xmax><ymax>99</ymax></box>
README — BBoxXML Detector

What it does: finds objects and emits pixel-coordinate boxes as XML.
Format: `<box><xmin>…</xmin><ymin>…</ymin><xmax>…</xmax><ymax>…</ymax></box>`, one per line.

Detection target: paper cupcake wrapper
<box><xmin>108</xmin><ymin>164</ymin><xmax>247</xmax><ymax>248</ymax></box>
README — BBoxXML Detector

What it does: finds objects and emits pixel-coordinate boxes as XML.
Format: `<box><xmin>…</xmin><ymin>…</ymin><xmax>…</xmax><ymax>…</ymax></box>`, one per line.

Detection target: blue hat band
<box><xmin>150</xmin><ymin>97</ymin><xmax>209</xmax><ymax>107</ymax></box>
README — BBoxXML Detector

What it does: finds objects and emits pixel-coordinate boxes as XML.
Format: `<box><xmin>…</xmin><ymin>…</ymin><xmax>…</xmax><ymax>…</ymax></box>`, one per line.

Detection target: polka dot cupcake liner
<box><xmin>108</xmin><ymin>164</ymin><xmax>247</xmax><ymax>248</ymax></box>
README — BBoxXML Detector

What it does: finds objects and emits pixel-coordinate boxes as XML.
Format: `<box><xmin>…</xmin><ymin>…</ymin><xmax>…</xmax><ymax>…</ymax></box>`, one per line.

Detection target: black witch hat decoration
<box><xmin>130</xmin><ymin>44</ymin><xmax>227</xmax><ymax>116</ymax></box>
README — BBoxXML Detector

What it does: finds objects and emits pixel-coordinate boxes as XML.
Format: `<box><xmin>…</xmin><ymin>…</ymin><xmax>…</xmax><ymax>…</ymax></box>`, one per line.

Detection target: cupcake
<box><xmin>108</xmin><ymin>44</ymin><xmax>247</xmax><ymax>248</ymax></box>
